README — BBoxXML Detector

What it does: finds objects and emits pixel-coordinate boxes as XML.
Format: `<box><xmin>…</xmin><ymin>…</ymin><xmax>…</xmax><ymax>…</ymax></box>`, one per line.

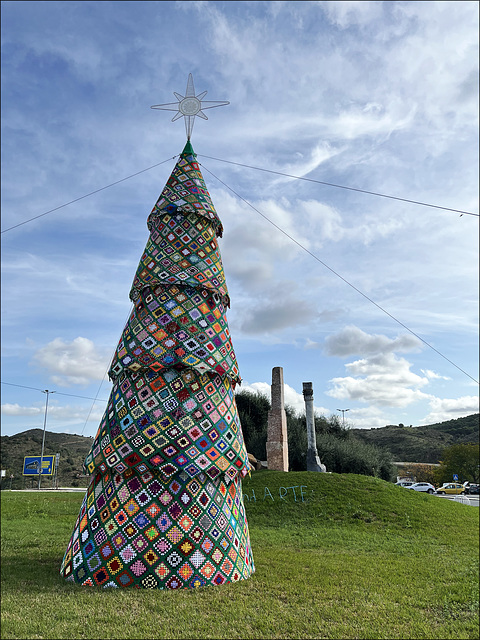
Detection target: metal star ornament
<box><xmin>151</xmin><ymin>73</ymin><xmax>229</xmax><ymax>140</ymax></box>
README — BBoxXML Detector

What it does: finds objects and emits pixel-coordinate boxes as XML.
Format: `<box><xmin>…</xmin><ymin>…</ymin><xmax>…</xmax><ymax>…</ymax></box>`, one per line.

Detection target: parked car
<box><xmin>395</xmin><ymin>481</ymin><xmax>415</xmax><ymax>488</ymax></box>
<box><xmin>465</xmin><ymin>484</ymin><xmax>479</xmax><ymax>495</ymax></box>
<box><xmin>435</xmin><ymin>483</ymin><xmax>466</xmax><ymax>495</ymax></box>
<box><xmin>407</xmin><ymin>482</ymin><xmax>435</xmax><ymax>494</ymax></box>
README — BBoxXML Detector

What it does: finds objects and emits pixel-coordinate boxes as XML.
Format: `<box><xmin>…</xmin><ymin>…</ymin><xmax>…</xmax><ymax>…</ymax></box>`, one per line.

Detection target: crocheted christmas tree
<box><xmin>60</xmin><ymin>141</ymin><xmax>254</xmax><ymax>589</ymax></box>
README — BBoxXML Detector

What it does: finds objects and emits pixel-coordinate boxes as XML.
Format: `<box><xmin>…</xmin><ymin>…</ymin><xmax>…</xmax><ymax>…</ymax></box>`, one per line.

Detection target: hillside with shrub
<box><xmin>235</xmin><ymin>392</ymin><xmax>478</xmax><ymax>476</ymax></box>
<box><xmin>1</xmin><ymin>429</ymin><xmax>93</xmax><ymax>490</ymax></box>
<box><xmin>349</xmin><ymin>413</ymin><xmax>479</xmax><ymax>462</ymax></box>
<box><xmin>235</xmin><ymin>390</ymin><xmax>395</xmax><ymax>480</ymax></box>
<box><xmin>1</xmin><ymin>409</ymin><xmax>478</xmax><ymax>489</ymax></box>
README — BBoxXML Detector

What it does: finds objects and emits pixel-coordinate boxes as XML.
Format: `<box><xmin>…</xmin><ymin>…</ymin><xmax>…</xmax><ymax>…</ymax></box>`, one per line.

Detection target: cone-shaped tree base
<box><xmin>60</xmin><ymin>469</ymin><xmax>254</xmax><ymax>589</ymax></box>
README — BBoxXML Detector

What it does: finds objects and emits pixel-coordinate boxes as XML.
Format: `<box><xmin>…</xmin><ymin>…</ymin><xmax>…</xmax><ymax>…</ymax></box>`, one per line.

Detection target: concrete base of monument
<box><xmin>247</xmin><ymin>452</ymin><xmax>264</xmax><ymax>471</ymax></box>
<box><xmin>307</xmin><ymin>449</ymin><xmax>327</xmax><ymax>473</ymax></box>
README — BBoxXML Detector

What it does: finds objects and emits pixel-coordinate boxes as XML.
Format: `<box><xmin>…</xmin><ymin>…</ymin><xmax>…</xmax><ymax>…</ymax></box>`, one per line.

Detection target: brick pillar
<box><xmin>266</xmin><ymin>367</ymin><xmax>289</xmax><ymax>471</ymax></box>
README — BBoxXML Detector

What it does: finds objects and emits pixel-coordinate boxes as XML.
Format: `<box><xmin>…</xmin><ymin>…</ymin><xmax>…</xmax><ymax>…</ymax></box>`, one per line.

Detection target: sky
<box><xmin>1</xmin><ymin>0</ymin><xmax>479</xmax><ymax>441</ymax></box>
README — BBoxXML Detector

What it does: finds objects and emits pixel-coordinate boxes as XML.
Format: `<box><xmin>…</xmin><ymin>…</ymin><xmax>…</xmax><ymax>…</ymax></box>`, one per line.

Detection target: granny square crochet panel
<box><xmin>60</xmin><ymin>141</ymin><xmax>255</xmax><ymax>589</ymax></box>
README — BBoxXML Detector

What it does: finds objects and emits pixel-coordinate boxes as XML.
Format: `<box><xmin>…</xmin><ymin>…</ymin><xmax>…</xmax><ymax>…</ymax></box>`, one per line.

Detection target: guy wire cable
<box><xmin>1</xmin><ymin>155</ymin><xmax>179</xmax><ymax>234</ymax></box>
<box><xmin>2</xmin><ymin>153</ymin><xmax>478</xmax><ymax>235</ymax></box>
<box><xmin>200</xmin><ymin>162</ymin><xmax>479</xmax><ymax>386</ymax></box>
<box><xmin>198</xmin><ymin>154</ymin><xmax>479</xmax><ymax>218</ymax></box>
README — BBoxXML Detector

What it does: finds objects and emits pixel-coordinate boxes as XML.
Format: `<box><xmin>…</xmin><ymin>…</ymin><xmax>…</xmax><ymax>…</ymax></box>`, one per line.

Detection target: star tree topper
<box><xmin>151</xmin><ymin>73</ymin><xmax>229</xmax><ymax>140</ymax></box>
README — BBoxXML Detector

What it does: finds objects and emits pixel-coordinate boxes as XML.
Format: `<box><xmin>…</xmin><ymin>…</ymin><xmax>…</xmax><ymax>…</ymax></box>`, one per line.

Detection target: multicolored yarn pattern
<box><xmin>60</xmin><ymin>141</ymin><xmax>254</xmax><ymax>589</ymax></box>
<box><xmin>83</xmin><ymin>368</ymin><xmax>249</xmax><ymax>482</ymax></box>
<box><xmin>61</xmin><ymin>468</ymin><xmax>253</xmax><ymax>589</ymax></box>
<box><xmin>109</xmin><ymin>284</ymin><xmax>240</xmax><ymax>383</ymax></box>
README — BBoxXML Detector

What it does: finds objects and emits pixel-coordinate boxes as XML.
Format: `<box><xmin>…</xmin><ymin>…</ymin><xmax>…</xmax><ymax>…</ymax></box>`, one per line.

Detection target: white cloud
<box><xmin>1</xmin><ymin>402</ymin><xmax>105</xmax><ymax>424</ymax></box>
<box><xmin>421</xmin><ymin>369</ymin><xmax>451</xmax><ymax>381</ymax></box>
<box><xmin>31</xmin><ymin>337</ymin><xmax>111</xmax><ymax>387</ymax></box>
<box><xmin>419</xmin><ymin>396</ymin><xmax>479</xmax><ymax>425</ymax></box>
<box><xmin>333</xmin><ymin>100</ymin><xmax>417</xmax><ymax>141</ymax></box>
<box><xmin>341</xmin><ymin>406</ymin><xmax>389</xmax><ymax>430</ymax></box>
<box><xmin>238</xmin><ymin>381</ymin><xmax>330</xmax><ymax>417</ymax></box>
<box><xmin>324</xmin><ymin>325</ymin><xmax>422</xmax><ymax>357</ymax></box>
<box><xmin>1</xmin><ymin>403</ymin><xmax>42</xmax><ymax>417</ymax></box>
<box><xmin>320</xmin><ymin>0</ymin><xmax>384</xmax><ymax>29</ymax></box>
<box><xmin>327</xmin><ymin>352</ymin><xmax>430</xmax><ymax>408</ymax></box>
<box><xmin>277</xmin><ymin>143</ymin><xmax>345</xmax><ymax>181</ymax></box>
<box><xmin>238</xmin><ymin>296</ymin><xmax>317</xmax><ymax>336</ymax></box>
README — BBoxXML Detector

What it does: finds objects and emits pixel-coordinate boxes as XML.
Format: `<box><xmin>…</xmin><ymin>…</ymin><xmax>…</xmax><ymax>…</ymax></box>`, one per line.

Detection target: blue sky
<box><xmin>1</xmin><ymin>0</ymin><xmax>478</xmax><ymax>439</ymax></box>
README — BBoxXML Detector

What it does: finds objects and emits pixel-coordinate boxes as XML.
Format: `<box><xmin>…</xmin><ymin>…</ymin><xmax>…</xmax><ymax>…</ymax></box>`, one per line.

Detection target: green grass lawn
<box><xmin>1</xmin><ymin>471</ymin><xmax>478</xmax><ymax>639</ymax></box>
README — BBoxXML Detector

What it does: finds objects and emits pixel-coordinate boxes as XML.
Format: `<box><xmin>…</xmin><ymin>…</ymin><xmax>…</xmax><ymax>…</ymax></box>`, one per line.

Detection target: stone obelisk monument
<box><xmin>267</xmin><ymin>367</ymin><xmax>289</xmax><ymax>471</ymax></box>
<box><xmin>303</xmin><ymin>382</ymin><xmax>326</xmax><ymax>472</ymax></box>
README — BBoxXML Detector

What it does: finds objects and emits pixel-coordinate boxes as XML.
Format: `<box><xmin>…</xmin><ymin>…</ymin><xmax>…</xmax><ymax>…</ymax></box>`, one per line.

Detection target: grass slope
<box><xmin>1</xmin><ymin>471</ymin><xmax>478</xmax><ymax>639</ymax></box>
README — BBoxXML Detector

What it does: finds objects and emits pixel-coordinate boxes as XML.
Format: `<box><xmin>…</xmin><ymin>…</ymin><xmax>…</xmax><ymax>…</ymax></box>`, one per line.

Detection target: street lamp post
<box><xmin>337</xmin><ymin>408</ymin><xmax>350</xmax><ymax>428</ymax></box>
<box><xmin>38</xmin><ymin>390</ymin><xmax>55</xmax><ymax>490</ymax></box>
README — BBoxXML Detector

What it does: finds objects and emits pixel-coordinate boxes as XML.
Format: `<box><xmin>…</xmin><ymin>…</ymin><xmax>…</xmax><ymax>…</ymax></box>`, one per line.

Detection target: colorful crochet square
<box><xmin>60</xmin><ymin>140</ymin><xmax>255</xmax><ymax>589</ymax></box>
<box><xmin>131</xmin><ymin>212</ymin><xmax>229</xmax><ymax>305</ymax></box>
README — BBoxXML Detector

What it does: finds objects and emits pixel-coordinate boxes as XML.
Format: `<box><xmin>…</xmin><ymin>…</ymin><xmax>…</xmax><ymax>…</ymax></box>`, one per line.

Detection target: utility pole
<box><xmin>38</xmin><ymin>390</ymin><xmax>55</xmax><ymax>490</ymax></box>
<box><xmin>337</xmin><ymin>408</ymin><xmax>350</xmax><ymax>427</ymax></box>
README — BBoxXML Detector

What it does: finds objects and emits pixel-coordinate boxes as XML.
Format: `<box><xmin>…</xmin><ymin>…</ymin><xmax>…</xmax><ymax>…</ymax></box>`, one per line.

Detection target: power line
<box><xmin>1</xmin><ymin>153</ymin><xmax>477</xmax><ymax>390</ymax></box>
<box><xmin>0</xmin><ymin>156</ymin><xmax>178</xmax><ymax>234</ymax></box>
<box><xmin>79</xmin><ymin>303</ymin><xmax>134</xmax><ymax>435</ymax></box>
<box><xmin>1</xmin><ymin>381</ymin><xmax>108</xmax><ymax>403</ymax></box>
<box><xmin>80</xmin><ymin>376</ymin><xmax>109</xmax><ymax>436</ymax></box>
<box><xmin>198</xmin><ymin>154</ymin><xmax>479</xmax><ymax>218</ymax></box>
<box><xmin>201</xmin><ymin>163</ymin><xmax>479</xmax><ymax>385</ymax></box>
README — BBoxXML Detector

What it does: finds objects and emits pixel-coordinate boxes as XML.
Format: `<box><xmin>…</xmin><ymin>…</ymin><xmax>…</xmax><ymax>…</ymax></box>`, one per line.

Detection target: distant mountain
<box><xmin>1</xmin><ymin>429</ymin><xmax>93</xmax><ymax>490</ymax></box>
<box><xmin>350</xmin><ymin>414</ymin><xmax>479</xmax><ymax>463</ymax></box>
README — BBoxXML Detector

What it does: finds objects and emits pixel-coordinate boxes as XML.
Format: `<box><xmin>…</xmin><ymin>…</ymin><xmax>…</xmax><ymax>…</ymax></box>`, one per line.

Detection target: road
<box><xmin>435</xmin><ymin>494</ymin><xmax>479</xmax><ymax>506</ymax></box>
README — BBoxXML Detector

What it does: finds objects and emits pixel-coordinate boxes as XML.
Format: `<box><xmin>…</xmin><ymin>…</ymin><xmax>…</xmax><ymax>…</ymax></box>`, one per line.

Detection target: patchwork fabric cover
<box><xmin>83</xmin><ymin>368</ymin><xmax>249</xmax><ymax>482</ymax></box>
<box><xmin>61</xmin><ymin>469</ymin><xmax>253</xmax><ymax>590</ymax></box>
<box><xmin>151</xmin><ymin>141</ymin><xmax>223</xmax><ymax>236</ymax></box>
<box><xmin>60</xmin><ymin>141</ymin><xmax>254</xmax><ymax>589</ymax></box>
<box><xmin>130</xmin><ymin>211</ymin><xmax>229</xmax><ymax>305</ymax></box>
<box><xmin>109</xmin><ymin>284</ymin><xmax>240</xmax><ymax>383</ymax></box>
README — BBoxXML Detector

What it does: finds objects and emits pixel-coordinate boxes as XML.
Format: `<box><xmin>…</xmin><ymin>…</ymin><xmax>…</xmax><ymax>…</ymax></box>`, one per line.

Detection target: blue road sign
<box><xmin>453</xmin><ymin>474</ymin><xmax>459</xmax><ymax>481</ymax></box>
<box><xmin>23</xmin><ymin>456</ymin><xmax>55</xmax><ymax>476</ymax></box>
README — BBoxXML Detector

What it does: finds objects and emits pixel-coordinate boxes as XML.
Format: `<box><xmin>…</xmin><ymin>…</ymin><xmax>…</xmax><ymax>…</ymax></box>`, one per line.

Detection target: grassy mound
<box><xmin>1</xmin><ymin>472</ymin><xmax>478</xmax><ymax>639</ymax></box>
<box><xmin>243</xmin><ymin>470</ymin><xmax>476</xmax><ymax>534</ymax></box>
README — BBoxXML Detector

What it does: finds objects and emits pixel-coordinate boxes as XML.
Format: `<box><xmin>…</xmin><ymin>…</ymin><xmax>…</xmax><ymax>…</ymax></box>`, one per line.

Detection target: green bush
<box><xmin>235</xmin><ymin>390</ymin><xmax>269</xmax><ymax>461</ymax></box>
<box><xmin>316</xmin><ymin>434</ymin><xmax>395</xmax><ymax>481</ymax></box>
<box><xmin>434</xmin><ymin>443</ymin><xmax>480</xmax><ymax>484</ymax></box>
